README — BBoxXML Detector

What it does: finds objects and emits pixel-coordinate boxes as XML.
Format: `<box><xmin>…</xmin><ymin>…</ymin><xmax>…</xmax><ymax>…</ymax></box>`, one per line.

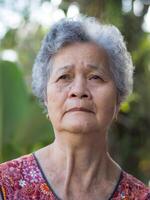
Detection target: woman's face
<box><xmin>46</xmin><ymin>42</ymin><xmax>118</xmax><ymax>134</ymax></box>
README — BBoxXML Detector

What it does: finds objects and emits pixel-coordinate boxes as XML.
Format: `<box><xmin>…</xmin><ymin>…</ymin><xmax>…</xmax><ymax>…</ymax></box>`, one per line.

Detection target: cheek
<box><xmin>46</xmin><ymin>84</ymin><xmax>68</xmax><ymax>116</ymax></box>
<box><xmin>47</xmin><ymin>84</ymin><xmax>62</xmax><ymax>103</ymax></box>
<box><xmin>95</xmin><ymin>87</ymin><xmax>117</xmax><ymax>118</ymax></box>
<box><xmin>103</xmin><ymin>91</ymin><xmax>116</xmax><ymax>109</ymax></box>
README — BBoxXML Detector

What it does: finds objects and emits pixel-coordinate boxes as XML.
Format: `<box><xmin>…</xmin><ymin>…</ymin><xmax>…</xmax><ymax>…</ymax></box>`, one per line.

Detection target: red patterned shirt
<box><xmin>0</xmin><ymin>154</ymin><xmax>150</xmax><ymax>200</ymax></box>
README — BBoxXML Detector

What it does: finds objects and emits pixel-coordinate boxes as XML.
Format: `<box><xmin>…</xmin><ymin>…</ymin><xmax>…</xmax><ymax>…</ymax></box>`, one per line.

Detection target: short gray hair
<box><xmin>32</xmin><ymin>16</ymin><xmax>134</xmax><ymax>110</ymax></box>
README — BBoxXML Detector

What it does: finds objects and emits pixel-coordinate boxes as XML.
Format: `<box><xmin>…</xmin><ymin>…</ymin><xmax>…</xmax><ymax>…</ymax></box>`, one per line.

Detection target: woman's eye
<box><xmin>90</xmin><ymin>75</ymin><xmax>102</xmax><ymax>80</ymax></box>
<box><xmin>58</xmin><ymin>74</ymin><xmax>70</xmax><ymax>81</ymax></box>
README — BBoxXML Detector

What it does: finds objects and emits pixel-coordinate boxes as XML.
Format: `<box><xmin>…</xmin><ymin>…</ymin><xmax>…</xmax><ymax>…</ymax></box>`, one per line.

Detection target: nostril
<box><xmin>70</xmin><ymin>93</ymin><xmax>88</xmax><ymax>98</ymax></box>
<box><xmin>71</xmin><ymin>94</ymin><xmax>77</xmax><ymax>97</ymax></box>
<box><xmin>81</xmin><ymin>94</ymin><xmax>88</xmax><ymax>98</ymax></box>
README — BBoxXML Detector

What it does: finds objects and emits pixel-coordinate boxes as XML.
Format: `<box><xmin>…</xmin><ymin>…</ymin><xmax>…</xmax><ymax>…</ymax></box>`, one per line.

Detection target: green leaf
<box><xmin>0</xmin><ymin>60</ymin><xmax>54</xmax><ymax>162</ymax></box>
<box><xmin>0</xmin><ymin>61</ymin><xmax>29</xmax><ymax>161</ymax></box>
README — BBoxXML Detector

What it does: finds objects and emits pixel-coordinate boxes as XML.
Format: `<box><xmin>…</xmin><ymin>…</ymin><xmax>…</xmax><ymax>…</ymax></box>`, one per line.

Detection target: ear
<box><xmin>113</xmin><ymin>93</ymin><xmax>121</xmax><ymax>121</ymax></box>
<box><xmin>44</xmin><ymin>99</ymin><xmax>49</xmax><ymax>116</ymax></box>
<box><xmin>44</xmin><ymin>100</ymin><xmax>48</xmax><ymax>107</ymax></box>
<box><xmin>44</xmin><ymin>92</ymin><xmax>48</xmax><ymax>107</ymax></box>
<box><xmin>44</xmin><ymin>100</ymin><xmax>50</xmax><ymax>120</ymax></box>
<box><xmin>113</xmin><ymin>101</ymin><xmax>120</xmax><ymax>121</ymax></box>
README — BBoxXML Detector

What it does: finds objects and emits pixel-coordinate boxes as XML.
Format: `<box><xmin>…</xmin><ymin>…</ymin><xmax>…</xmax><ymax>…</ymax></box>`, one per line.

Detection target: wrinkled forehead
<box><xmin>50</xmin><ymin>42</ymin><xmax>110</xmax><ymax>75</ymax></box>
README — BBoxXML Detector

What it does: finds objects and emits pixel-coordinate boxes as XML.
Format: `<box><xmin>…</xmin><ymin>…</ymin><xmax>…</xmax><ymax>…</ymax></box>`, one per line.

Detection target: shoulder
<box><xmin>114</xmin><ymin>171</ymin><xmax>150</xmax><ymax>199</ymax></box>
<box><xmin>0</xmin><ymin>154</ymin><xmax>35</xmax><ymax>181</ymax></box>
<box><xmin>0</xmin><ymin>154</ymin><xmax>55</xmax><ymax>199</ymax></box>
<box><xmin>0</xmin><ymin>154</ymin><xmax>40</xmax><ymax>185</ymax></box>
<box><xmin>0</xmin><ymin>154</ymin><xmax>35</xmax><ymax>169</ymax></box>
<box><xmin>0</xmin><ymin>154</ymin><xmax>37</xmax><ymax>197</ymax></box>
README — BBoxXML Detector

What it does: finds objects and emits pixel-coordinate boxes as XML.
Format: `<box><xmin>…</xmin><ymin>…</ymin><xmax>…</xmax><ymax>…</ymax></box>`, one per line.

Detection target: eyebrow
<box><xmin>86</xmin><ymin>64</ymin><xmax>101</xmax><ymax>70</ymax></box>
<box><xmin>54</xmin><ymin>65</ymin><xmax>74</xmax><ymax>73</ymax></box>
<box><xmin>87</xmin><ymin>64</ymin><xmax>110</xmax><ymax>75</ymax></box>
<box><xmin>55</xmin><ymin>63</ymin><xmax>105</xmax><ymax>71</ymax></box>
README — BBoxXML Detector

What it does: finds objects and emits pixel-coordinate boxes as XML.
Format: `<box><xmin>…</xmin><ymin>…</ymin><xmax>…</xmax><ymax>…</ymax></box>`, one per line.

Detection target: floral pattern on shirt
<box><xmin>0</xmin><ymin>154</ymin><xmax>150</xmax><ymax>200</ymax></box>
<box><xmin>0</xmin><ymin>154</ymin><xmax>56</xmax><ymax>200</ymax></box>
<box><xmin>112</xmin><ymin>172</ymin><xmax>150</xmax><ymax>200</ymax></box>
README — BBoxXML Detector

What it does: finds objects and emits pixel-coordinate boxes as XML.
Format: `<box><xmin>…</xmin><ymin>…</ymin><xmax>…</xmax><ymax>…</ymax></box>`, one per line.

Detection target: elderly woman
<box><xmin>0</xmin><ymin>17</ymin><xmax>150</xmax><ymax>200</ymax></box>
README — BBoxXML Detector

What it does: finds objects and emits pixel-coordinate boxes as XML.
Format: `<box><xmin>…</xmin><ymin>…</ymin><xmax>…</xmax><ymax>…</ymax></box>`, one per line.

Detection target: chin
<box><xmin>62</xmin><ymin>117</ymin><xmax>98</xmax><ymax>134</ymax></box>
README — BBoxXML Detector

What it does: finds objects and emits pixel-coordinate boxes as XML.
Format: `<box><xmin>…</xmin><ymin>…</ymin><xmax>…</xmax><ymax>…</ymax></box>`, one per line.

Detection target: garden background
<box><xmin>0</xmin><ymin>0</ymin><xmax>150</xmax><ymax>185</ymax></box>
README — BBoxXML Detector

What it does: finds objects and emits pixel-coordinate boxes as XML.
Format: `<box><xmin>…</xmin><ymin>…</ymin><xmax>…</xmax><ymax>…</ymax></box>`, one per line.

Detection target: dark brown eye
<box><xmin>58</xmin><ymin>74</ymin><xmax>71</xmax><ymax>81</ymax></box>
<box><xmin>91</xmin><ymin>75</ymin><xmax>100</xmax><ymax>79</ymax></box>
<box><xmin>90</xmin><ymin>75</ymin><xmax>102</xmax><ymax>80</ymax></box>
<box><xmin>59</xmin><ymin>75</ymin><xmax>68</xmax><ymax>79</ymax></box>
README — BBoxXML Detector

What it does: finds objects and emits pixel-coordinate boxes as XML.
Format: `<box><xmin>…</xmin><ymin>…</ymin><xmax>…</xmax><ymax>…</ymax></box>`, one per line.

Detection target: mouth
<box><xmin>65</xmin><ymin>107</ymin><xmax>94</xmax><ymax>114</ymax></box>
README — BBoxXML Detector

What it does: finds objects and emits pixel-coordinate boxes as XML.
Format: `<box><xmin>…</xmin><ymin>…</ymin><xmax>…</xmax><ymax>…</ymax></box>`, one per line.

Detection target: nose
<box><xmin>68</xmin><ymin>77</ymin><xmax>91</xmax><ymax>99</ymax></box>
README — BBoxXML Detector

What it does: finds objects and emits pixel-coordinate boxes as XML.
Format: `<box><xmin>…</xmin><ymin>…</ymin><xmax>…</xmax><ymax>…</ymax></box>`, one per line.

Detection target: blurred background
<box><xmin>0</xmin><ymin>0</ymin><xmax>150</xmax><ymax>185</ymax></box>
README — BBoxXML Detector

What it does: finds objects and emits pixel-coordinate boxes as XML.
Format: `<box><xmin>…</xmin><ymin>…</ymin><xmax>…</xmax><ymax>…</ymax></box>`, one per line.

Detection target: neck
<box><xmin>54</xmin><ymin>131</ymin><xmax>107</xmax><ymax>167</ymax></box>
<box><xmin>49</xmin><ymin>130</ymin><xmax>119</xmax><ymax>192</ymax></box>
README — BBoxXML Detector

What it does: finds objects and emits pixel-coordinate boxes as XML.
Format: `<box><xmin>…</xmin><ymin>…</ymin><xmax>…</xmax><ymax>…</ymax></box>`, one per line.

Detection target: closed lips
<box><xmin>66</xmin><ymin>107</ymin><xmax>94</xmax><ymax>113</ymax></box>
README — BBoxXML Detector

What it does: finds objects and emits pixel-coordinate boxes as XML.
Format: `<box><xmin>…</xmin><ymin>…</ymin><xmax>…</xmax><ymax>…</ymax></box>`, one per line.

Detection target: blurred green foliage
<box><xmin>0</xmin><ymin>61</ymin><xmax>54</xmax><ymax>161</ymax></box>
<box><xmin>0</xmin><ymin>0</ymin><xmax>150</xmax><ymax>184</ymax></box>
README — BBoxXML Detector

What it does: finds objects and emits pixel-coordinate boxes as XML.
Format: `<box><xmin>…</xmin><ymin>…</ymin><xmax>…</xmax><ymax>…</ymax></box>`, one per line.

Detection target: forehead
<box><xmin>52</xmin><ymin>42</ymin><xmax>109</xmax><ymax>72</ymax></box>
